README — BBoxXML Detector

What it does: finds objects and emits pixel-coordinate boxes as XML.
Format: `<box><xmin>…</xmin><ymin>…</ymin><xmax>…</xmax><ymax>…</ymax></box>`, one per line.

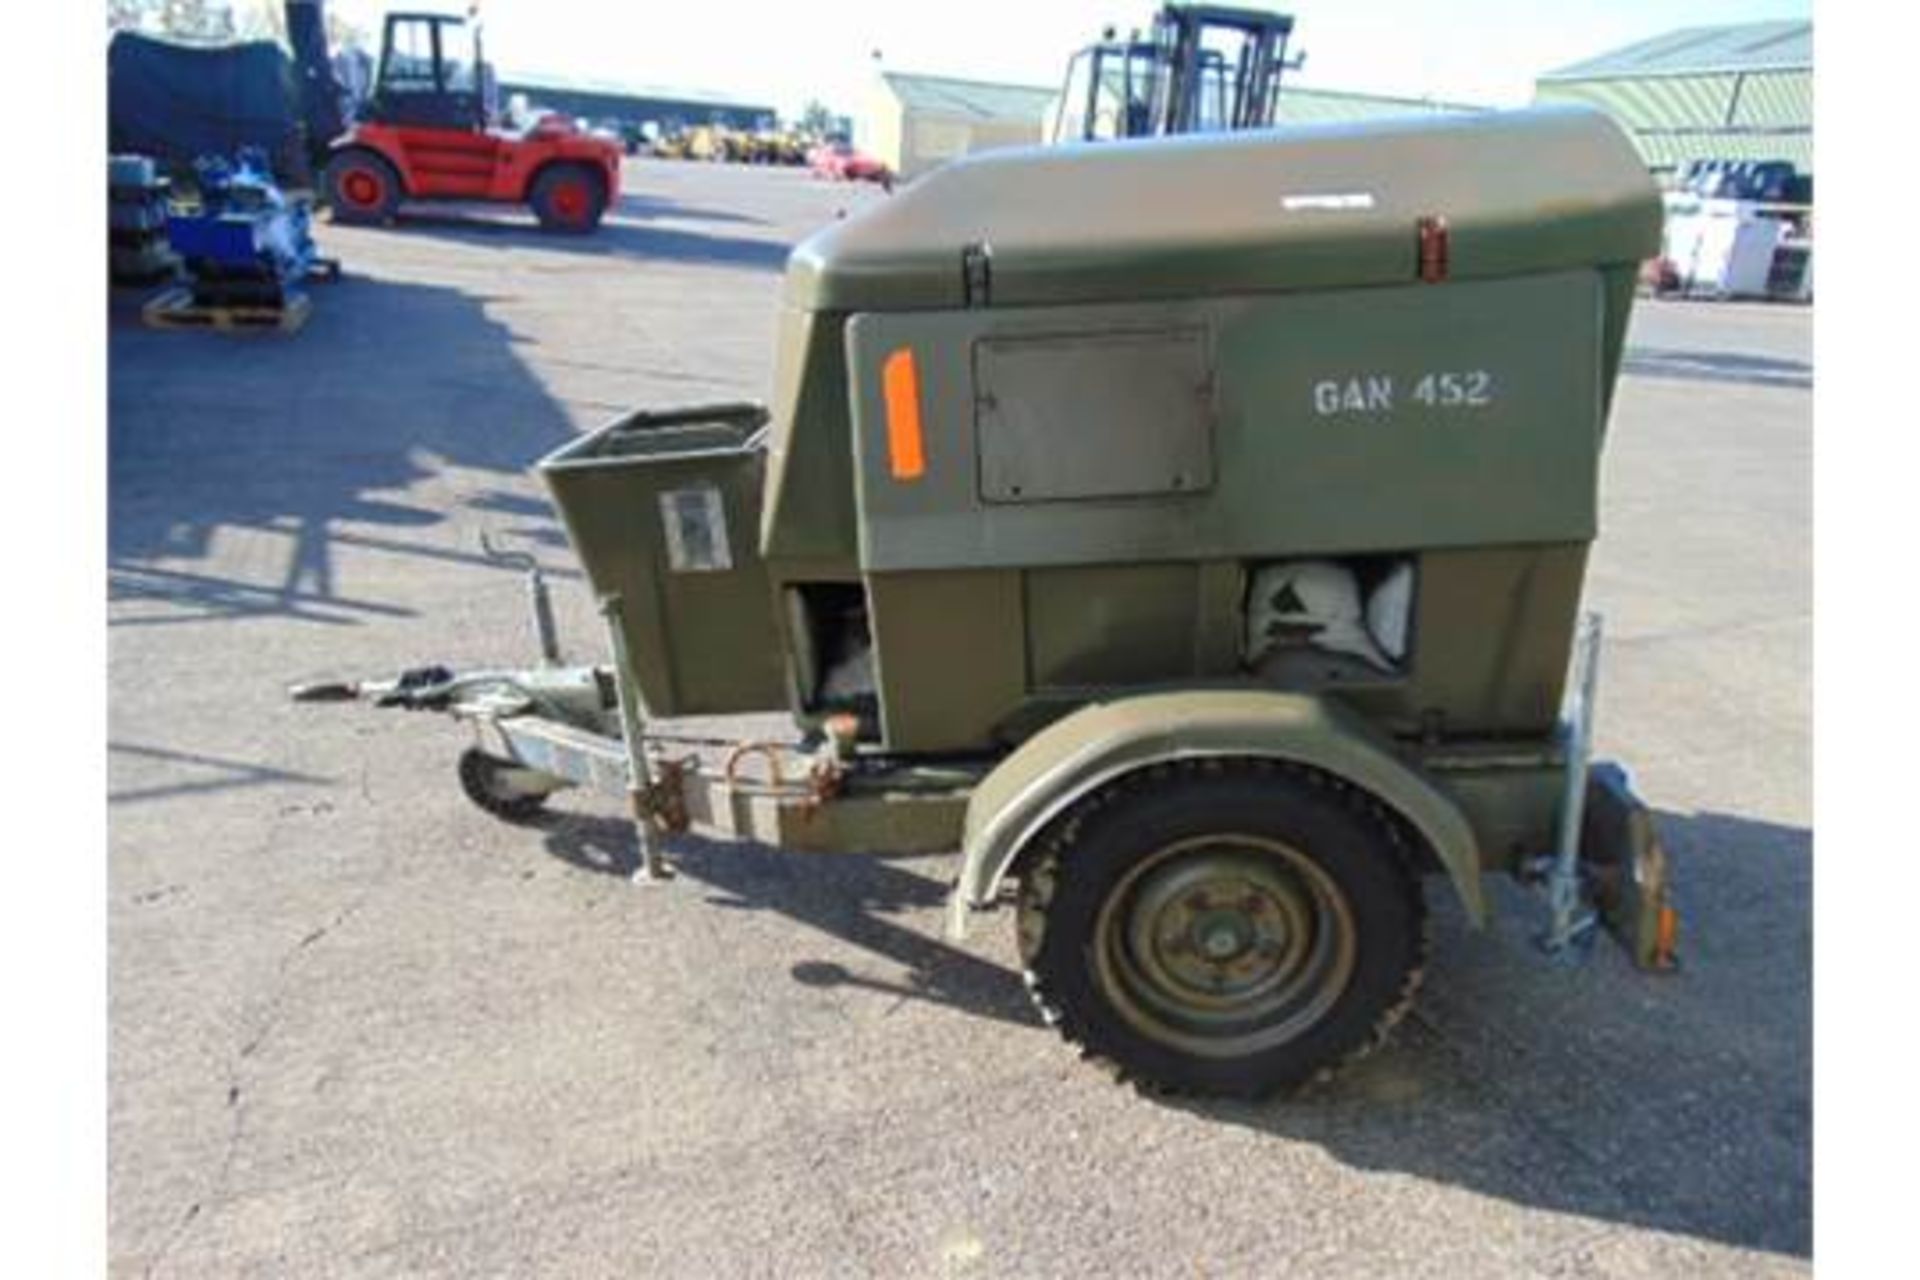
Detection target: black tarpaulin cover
<box><xmin>108</xmin><ymin>32</ymin><xmax>306</xmax><ymax>181</ymax></box>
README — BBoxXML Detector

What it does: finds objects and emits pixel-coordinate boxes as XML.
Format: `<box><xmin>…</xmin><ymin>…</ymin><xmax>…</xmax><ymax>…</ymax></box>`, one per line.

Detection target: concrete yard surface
<box><xmin>109</xmin><ymin>159</ymin><xmax>1810</xmax><ymax>1277</ymax></box>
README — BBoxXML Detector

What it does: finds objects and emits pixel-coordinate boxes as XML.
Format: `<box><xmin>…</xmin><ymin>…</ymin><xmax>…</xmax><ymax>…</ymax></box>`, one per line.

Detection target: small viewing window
<box><xmin>441</xmin><ymin>27</ymin><xmax>478</xmax><ymax>93</ymax></box>
<box><xmin>381</xmin><ymin>18</ymin><xmax>438</xmax><ymax>92</ymax></box>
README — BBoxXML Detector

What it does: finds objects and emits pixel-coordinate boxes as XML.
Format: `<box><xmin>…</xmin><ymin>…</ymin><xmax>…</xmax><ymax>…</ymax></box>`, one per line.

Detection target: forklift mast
<box><xmin>1052</xmin><ymin>3</ymin><xmax>1300</xmax><ymax>144</ymax></box>
<box><xmin>285</xmin><ymin>0</ymin><xmax>345</xmax><ymax>176</ymax></box>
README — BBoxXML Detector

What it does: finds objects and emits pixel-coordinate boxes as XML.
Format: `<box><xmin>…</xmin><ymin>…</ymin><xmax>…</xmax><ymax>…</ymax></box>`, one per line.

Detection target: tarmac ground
<box><xmin>108</xmin><ymin>158</ymin><xmax>1811</xmax><ymax>1277</ymax></box>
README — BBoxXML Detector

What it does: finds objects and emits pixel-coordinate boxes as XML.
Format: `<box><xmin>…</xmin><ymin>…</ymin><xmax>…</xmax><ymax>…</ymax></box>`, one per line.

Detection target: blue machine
<box><xmin>166</xmin><ymin>148</ymin><xmax>334</xmax><ymax>307</ymax></box>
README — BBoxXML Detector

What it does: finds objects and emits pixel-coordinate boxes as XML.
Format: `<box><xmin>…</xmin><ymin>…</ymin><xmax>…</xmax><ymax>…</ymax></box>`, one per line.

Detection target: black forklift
<box><xmin>1051</xmin><ymin>3</ymin><xmax>1301</xmax><ymax>144</ymax></box>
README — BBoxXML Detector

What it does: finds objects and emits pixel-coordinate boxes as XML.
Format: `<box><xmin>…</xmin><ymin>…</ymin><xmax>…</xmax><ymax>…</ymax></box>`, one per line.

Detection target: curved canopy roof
<box><xmin>785</xmin><ymin>106</ymin><xmax>1661</xmax><ymax>312</ymax></box>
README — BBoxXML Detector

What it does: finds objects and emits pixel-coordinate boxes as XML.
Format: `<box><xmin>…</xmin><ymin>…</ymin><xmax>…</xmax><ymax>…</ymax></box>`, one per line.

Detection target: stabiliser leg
<box><xmin>1539</xmin><ymin>612</ymin><xmax>1602</xmax><ymax>958</ymax></box>
<box><xmin>600</xmin><ymin>593</ymin><xmax>674</xmax><ymax>883</ymax></box>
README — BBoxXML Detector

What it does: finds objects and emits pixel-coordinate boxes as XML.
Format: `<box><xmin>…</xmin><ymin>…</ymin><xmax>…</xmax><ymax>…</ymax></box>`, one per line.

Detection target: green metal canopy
<box><xmin>786</xmin><ymin>106</ymin><xmax>1661</xmax><ymax>312</ymax></box>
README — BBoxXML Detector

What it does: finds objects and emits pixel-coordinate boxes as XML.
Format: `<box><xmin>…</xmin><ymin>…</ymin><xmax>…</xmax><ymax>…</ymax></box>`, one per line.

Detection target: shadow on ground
<box><xmin>532</xmin><ymin>802</ymin><xmax>1809</xmax><ymax>1258</ymax></box>
<box><xmin>382</xmin><ymin>207</ymin><xmax>794</xmax><ymax>272</ymax></box>
<box><xmin>109</xmin><ymin>273</ymin><xmax>579</xmax><ymax>627</ymax></box>
<box><xmin>537</xmin><ymin>813</ymin><xmax>1037</xmax><ymax>1030</ymax></box>
<box><xmin>107</xmin><ymin>740</ymin><xmax>331</xmax><ymax>805</ymax></box>
<box><xmin>613</xmin><ymin>191</ymin><xmax>769</xmax><ymax>227</ymax></box>
<box><xmin>1624</xmin><ymin>345</ymin><xmax>1813</xmax><ymax>389</ymax></box>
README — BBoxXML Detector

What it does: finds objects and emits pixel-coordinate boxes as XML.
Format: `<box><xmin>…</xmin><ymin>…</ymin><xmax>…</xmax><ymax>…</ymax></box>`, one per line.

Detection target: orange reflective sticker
<box><xmin>1655</xmin><ymin>903</ymin><xmax>1681</xmax><ymax>968</ymax></box>
<box><xmin>882</xmin><ymin>348</ymin><xmax>925</xmax><ymax>481</ymax></box>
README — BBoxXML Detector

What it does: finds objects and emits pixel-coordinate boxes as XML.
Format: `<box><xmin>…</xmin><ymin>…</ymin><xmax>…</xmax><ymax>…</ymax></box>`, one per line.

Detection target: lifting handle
<box><xmin>479</xmin><ymin>530</ymin><xmax>562</xmax><ymax>665</ymax></box>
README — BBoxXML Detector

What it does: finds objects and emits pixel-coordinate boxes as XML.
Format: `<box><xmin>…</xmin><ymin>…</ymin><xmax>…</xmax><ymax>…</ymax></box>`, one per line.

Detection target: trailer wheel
<box><xmin>457</xmin><ymin>748</ymin><xmax>550</xmax><ymax>823</ymax></box>
<box><xmin>1018</xmin><ymin>761</ymin><xmax>1427</xmax><ymax>1099</ymax></box>
<box><xmin>530</xmin><ymin>165</ymin><xmax>606</xmax><ymax>233</ymax></box>
<box><xmin>324</xmin><ymin>150</ymin><xmax>402</xmax><ymax>225</ymax></box>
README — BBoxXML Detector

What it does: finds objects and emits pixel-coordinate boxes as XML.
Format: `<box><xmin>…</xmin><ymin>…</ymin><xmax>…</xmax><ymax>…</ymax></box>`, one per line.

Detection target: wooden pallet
<box><xmin>141</xmin><ymin>286</ymin><xmax>311</xmax><ymax>334</ymax></box>
<box><xmin>111</xmin><ymin>263</ymin><xmax>181</xmax><ymax>289</ymax></box>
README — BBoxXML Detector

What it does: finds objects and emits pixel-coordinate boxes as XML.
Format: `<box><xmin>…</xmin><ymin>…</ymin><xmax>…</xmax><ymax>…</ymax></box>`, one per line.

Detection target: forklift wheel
<box><xmin>324</xmin><ymin>150</ymin><xmax>402</xmax><ymax>225</ymax></box>
<box><xmin>457</xmin><ymin>748</ymin><xmax>550</xmax><ymax>823</ymax></box>
<box><xmin>530</xmin><ymin>165</ymin><xmax>606</xmax><ymax>233</ymax></box>
<box><xmin>1017</xmin><ymin>760</ymin><xmax>1427</xmax><ymax>1099</ymax></box>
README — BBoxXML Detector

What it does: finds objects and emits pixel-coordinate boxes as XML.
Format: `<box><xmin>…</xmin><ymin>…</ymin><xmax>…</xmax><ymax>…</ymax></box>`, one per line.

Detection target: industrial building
<box><xmin>1533</xmin><ymin>20</ymin><xmax>1812</xmax><ymax>180</ymax></box>
<box><xmin>866</xmin><ymin>71</ymin><xmax>1478</xmax><ymax>181</ymax></box>
<box><xmin>1271</xmin><ymin>87</ymin><xmax>1479</xmax><ymax>125</ymax></box>
<box><xmin>497</xmin><ymin>71</ymin><xmax>776</xmax><ymax>134</ymax></box>
<box><xmin>864</xmin><ymin>73</ymin><xmax>1060</xmax><ymax>182</ymax></box>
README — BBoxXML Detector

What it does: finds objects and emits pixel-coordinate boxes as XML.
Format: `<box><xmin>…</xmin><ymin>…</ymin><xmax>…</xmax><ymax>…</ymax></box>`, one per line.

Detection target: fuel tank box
<box><xmin>542</xmin><ymin>107</ymin><xmax>1660</xmax><ymax>749</ymax></box>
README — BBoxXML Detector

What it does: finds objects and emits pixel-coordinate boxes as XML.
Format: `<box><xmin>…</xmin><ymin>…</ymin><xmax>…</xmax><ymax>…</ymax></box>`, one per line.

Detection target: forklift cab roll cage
<box><xmin>1053</xmin><ymin>3</ymin><xmax>1299</xmax><ymax>143</ymax></box>
<box><xmin>364</xmin><ymin>10</ymin><xmax>494</xmax><ymax>132</ymax></box>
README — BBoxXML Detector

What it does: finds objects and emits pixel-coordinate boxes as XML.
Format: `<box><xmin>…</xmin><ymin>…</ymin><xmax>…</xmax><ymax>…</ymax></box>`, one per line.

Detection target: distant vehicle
<box><xmin>1052</xmin><ymin>2</ymin><xmax>1302</xmax><ymax>144</ymax></box>
<box><xmin>305</xmin><ymin>9</ymin><xmax>622</xmax><ymax>233</ymax></box>
<box><xmin>809</xmin><ymin>140</ymin><xmax>890</xmax><ymax>186</ymax></box>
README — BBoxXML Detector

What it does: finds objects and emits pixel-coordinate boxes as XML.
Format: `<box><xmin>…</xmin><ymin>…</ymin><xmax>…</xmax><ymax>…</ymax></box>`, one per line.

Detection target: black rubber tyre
<box><xmin>324</xmin><ymin>149</ymin><xmax>402</xmax><ymax>225</ymax></box>
<box><xmin>457</xmin><ymin>748</ymin><xmax>550</xmax><ymax>823</ymax></box>
<box><xmin>529</xmin><ymin>164</ymin><xmax>606</xmax><ymax>233</ymax></box>
<box><xmin>1019</xmin><ymin>761</ymin><xmax>1427</xmax><ymax>1099</ymax></box>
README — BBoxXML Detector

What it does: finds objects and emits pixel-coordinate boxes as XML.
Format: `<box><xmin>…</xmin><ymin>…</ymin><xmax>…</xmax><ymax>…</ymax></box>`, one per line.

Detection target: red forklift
<box><xmin>302</xmin><ymin>7</ymin><xmax>622</xmax><ymax>233</ymax></box>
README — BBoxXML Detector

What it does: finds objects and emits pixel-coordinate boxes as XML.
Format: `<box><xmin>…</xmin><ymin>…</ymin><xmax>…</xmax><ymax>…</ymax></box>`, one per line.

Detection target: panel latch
<box><xmin>962</xmin><ymin>242</ymin><xmax>993</xmax><ymax>307</ymax></box>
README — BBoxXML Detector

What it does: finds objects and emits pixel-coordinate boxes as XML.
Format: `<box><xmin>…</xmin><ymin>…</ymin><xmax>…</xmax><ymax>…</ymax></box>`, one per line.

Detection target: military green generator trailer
<box><xmin>298</xmin><ymin>106</ymin><xmax>1677</xmax><ymax>1099</ymax></box>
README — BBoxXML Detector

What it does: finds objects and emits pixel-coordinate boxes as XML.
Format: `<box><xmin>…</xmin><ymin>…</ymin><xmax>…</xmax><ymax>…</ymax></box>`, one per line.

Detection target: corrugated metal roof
<box><xmin>1276</xmin><ymin>86</ymin><xmax>1482</xmax><ymax>124</ymax></box>
<box><xmin>881</xmin><ymin>72</ymin><xmax>1058</xmax><ymax>122</ymax></box>
<box><xmin>1537</xmin><ymin>75</ymin><xmax>1740</xmax><ymax>130</ymax></box>
<box><xmin>1528</xmin><ymin>79</ymin><xmax>1812</xmax><ymax>175</ymax></box>
<box><xmin>1534</xmin><ymin>69</ymin><xmax>1811</xmax><ymax>174</ymax></box>
<box><xmin>1634</xmin><ymin>129</ymin><xmax>1812</xmax><ymax>173</ymax></box>
<box><xmin>1541</xmin><ymin>20</ymin><xmax>1811</xmax><ymax>81</ymax></box>
<box><xmin>1733</xmin><ymin>70</ymin><xmax>1812</xmax><ymax>127</ymax></box>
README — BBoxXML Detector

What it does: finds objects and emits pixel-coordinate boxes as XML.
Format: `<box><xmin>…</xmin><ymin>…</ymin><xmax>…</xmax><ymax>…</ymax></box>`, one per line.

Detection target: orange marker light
<box><xmin>1653</xmin><ymin>903</ymin><xmax>1681</xmax><ymax>970</ymax></box>
<box><xmin>882</xmin><ymin>348</ymin><xmax>926</xmax><ymax>481</ymax></box>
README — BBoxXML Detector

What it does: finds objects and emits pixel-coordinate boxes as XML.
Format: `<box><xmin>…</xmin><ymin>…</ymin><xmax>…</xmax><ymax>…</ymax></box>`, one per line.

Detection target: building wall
<box><xmin>1534</xmin><ymin>69</ymin><xmax>1811</xmax><ymax>176</ymax></box>
<box><xmin>900</xmin><ymin>114</ymin><xmax>1042</xmax><ymax>179</ymax></box>
<box><xmin>867</xmin><ymin>88</ymin><xmax>1046</xmax><ymax>180</ymax></box>
<box><xmin>863</xmin><ymin>81</ymin><xmax>905</xmax><ymax>174</ymax></box>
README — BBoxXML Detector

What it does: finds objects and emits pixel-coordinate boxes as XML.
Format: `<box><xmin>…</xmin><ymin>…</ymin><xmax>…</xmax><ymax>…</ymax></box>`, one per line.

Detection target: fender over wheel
<box><xmin>1017</xmin><ymin>760</ymin><xmax>1428</xmax><ymax>1099</ymax></box>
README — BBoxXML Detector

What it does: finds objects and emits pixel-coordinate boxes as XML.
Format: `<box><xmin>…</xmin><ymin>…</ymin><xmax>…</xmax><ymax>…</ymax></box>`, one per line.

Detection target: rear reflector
<box><xmin>1417</xmin><ymin>214</ymin><xmax>1450</xmax><ymax>283</ymax></box>
<box><xmin>882</xmin><ymin>348</ymin><xmax>926</xmax><ymax>480</ymax></box>
<box><xmin>1654</xmin><ymin>903</ymin><xmax>1681</xmax><ymax>970</ymax></box>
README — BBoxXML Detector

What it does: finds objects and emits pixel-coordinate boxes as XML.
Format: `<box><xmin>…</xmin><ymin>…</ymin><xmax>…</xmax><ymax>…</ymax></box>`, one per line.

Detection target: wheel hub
<box><xmin>343</xmin><ymin>171</ymin><xmax>380</xmax><ymax>206</ymax></box>
<box><xmin>1196</xmin><ymin>912</ymin><xmax>1252</xmax><ymax>961</ymax></box>
<box><xmin>1096</xmin><ymin>836</ymin><xmax>1358</xmax><ymax>1058</ymax></box>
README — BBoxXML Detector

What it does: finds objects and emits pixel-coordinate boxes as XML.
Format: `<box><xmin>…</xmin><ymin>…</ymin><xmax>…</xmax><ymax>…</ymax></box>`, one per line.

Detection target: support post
<box><xmin>527</xmin><ymin>563</ymin><xmax>561</xmax><ymax>666</ymax></box>
<box><xmin>479</xmin><ymin>531</ymin><xmax>562</xmax><ymax>666</ymax></box>
<box><xmin>599</xmin><ymin>594</ymin><xmax>673</xmax><ymax>882</ymax></box>
<box><xmin>1541</xmin><ymin>611</ymin><xmax>1602</xmax><ymax>955</ymax></box>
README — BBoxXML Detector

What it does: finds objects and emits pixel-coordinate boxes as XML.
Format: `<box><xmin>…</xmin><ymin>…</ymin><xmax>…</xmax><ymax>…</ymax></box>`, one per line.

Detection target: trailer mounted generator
<box><xmin>301</xmin><ymin>106</ymin><xmax>1676</xmax><ymax>1099</ymax></box>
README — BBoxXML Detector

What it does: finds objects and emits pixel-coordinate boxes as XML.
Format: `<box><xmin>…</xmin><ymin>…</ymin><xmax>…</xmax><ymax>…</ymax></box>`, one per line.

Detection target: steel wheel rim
<box><xmin>1092</xmin><ymin>834</ymin><xmax>1357</xmax><ymax>1058</ymax></box>
<box><xmin>341</xmin><ymin>169</ymin><xmax>382</xmax><ymax>207</ymax></box>
<box><xmin>552</xmin><ymin>181</ymin><xmax>587</xmax><ymax>222</ymax></box>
